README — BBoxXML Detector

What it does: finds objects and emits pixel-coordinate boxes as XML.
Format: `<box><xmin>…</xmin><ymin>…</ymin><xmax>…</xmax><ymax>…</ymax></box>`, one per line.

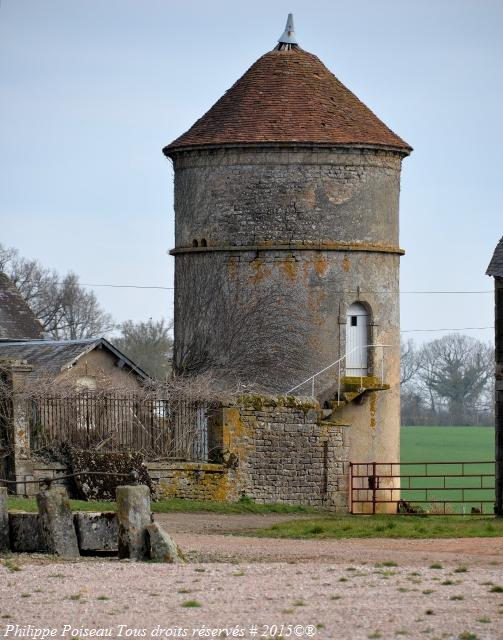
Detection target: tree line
<box><xmin>401</xmin><ymin>334</ymin><xmax>494</xmax><ymax>426</ymax></box>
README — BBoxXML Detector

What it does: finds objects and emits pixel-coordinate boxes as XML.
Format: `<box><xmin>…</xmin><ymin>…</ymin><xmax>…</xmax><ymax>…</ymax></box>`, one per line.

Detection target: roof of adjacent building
<box><xmin>0</xmin><ymin>272</ymin><xmax>44</xmax><ymax>340</ymax></box>
<box><xmin>0</xmin><ymin>338</ymin><xmax>150</xmax><ymax>381</ymax></box>
<box><xmin>164</xmin><ymin>45</ymin><xmax>411</xmax><ymax>155</ymax></box>
<box><xmin>487</xmin><ymin>236</ymin><xmax>503</xmax><ymax>277</ymax></box>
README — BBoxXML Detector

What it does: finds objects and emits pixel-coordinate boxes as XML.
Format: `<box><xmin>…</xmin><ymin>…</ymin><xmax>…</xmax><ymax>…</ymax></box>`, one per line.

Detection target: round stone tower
<box><xmin>164</xmin><ymin>16</ymin><xmax>411</xmax><ymax>468</ymax></box>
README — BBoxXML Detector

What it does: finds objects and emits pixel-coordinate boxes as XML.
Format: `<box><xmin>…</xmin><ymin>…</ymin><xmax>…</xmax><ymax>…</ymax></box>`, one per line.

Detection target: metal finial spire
<box><xmin>276</xmin><ymin>13</ymin><xmax>298</xmax><ymax>50</ymax></box>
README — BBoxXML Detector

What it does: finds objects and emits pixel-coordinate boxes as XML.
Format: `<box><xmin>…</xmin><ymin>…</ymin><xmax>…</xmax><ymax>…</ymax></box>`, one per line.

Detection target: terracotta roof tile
<box><xmin>164</xmin><ymin>47</ymin><xmax>411</xmax><ymax>154</ymax></box>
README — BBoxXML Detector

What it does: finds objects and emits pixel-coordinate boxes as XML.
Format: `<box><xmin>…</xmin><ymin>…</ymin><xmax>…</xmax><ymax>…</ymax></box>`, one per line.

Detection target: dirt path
<box><xmin>155</xmin><ymin>512</ymin><xmax>503</xmax><ymax>564</ymax></box>
<box><xmin>2</xmin><ymin>513</ymin><xmax>503</xmax><ymax>640</ymax></box>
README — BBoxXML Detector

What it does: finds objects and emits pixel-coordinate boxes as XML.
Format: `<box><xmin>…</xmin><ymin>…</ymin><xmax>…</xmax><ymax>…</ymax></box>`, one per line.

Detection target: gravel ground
<box><xmin>2</xmin><ymin>514</ymin><xmax>503</xmax><ymax>640</ymax></box>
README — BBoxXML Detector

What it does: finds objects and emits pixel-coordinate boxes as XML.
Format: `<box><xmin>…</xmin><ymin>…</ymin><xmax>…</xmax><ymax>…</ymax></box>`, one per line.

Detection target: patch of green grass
<box><xmin>458</xmin><ymin>633</ymin><xmax>478</xmax><ymax>640</ymax></box>
<box><xmin>454</xmin><ymin>566</ymin><xmax>468</xmax><ymax>573</ymax></box>
<box><xmin>96</xmin><ymin>596</ymin><xmax>110</xmax><ymax>601</ymax></box>
<box><xmin>401</xmin><ymin>427</ymin><xmax>494</xmax><ymax>514</ymax></box>
<box><xmin>450</xmin><ymin>595</ymin><xmax>464</xmax><ymax>600</ymax></box>
<box><xmin>181</xmin><ymin>600</ymin><xmax>201</xmax><ymax>608</ymax></box>
<box><xmin>477</xmin><ymin>617</ymin><xmax>490</xmax><ymax>623</ymax></box>
<box><xmin>7</xmin><ymin>496</ymin><xmax>320</xmax><ymax>515</ymax></box>
<box><xmin>430</xmin><ymin>563</ymin><xmax>443</xmax><ymax>569</ymax></box>
<box><xmin>253</xmin><ymin>514</ymin><xmax>503</xmax><ymax>539</ymax></box>
<box><xmin>490</xmin><ymin>585</ymin><xmax>503</xmax><ymax>593</ymax></box>
<box><xmin>2</xmin><ymin>559</ymin><xmax>21</xmax><ymax>572</ymax></box>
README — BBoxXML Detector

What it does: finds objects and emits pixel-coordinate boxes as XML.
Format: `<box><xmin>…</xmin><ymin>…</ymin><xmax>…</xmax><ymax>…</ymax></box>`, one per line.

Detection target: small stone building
<box><xmin>487</xmin><ymin>236</ymin><xmax>503</xmax><ymax>514</ymax></box>
<box><xmin>0</xmin><ymin>338</ymin><xmax>149</xmax><ymax>390</ymax></box>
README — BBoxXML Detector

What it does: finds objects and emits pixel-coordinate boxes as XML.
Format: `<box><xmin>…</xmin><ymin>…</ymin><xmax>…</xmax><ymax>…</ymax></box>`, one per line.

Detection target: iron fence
<box><xmin>350</xmin><ymin>461</ymin><xmax>495</xmax><ymax>515</ymax></box>
<box><xmin>29</xmin><ymin>392</ymin><xmax>208</xmax><ymax>461</ymax></box>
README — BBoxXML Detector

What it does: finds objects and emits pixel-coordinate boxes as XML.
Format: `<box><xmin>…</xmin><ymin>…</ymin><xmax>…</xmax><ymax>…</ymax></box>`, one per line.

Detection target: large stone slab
<box><xmin>74</xmin><ymin>512</ymin><xmax>118</xmax><ymax>553</ymax></box>
<box><xmin>9</xmin><ymin>512</ymin><xmax>47</xmax><ymax>553</ymax></box>
<box><xmin>116</xmin><ymin>484</ymin><xmax>150</xmax><ymax>560</ymax></box>
<box><xmin>36</xmin><ymin>486</ymin><xmax>80</xmax><ymax>557</ymax></box>
<box><xmin>68</xmin><ymin>448</ymin><xmax>152</xmax><ymax>501</ymax></box>
<box><xmin>146</xmin><ymin>522</ymin><xmax>183</xmax><ymax>563</ymax></box>
<box><xmin>0</xmin><ymin>487</ymin><xmax>8</xmax><ymax>551</ymax></box>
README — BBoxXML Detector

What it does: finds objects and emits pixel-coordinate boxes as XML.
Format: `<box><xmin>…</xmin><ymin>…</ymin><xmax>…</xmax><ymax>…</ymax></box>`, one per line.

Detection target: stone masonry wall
<box><xmin>3</xmin><ymin>388</ymin><xmax>351</xmax><ymax>511</ymax></box>
<box><xmin>172</xmin><ymin>146</ymin><xmax>402</xmax><ymax>248</ymax></box>
<box><xmin>221</xmin><ymin>397</ymin><xmax>350</xmax><ymax>509</ymax></box>
<box><xmin>148</xmin><ymin>462</ymin><xmax>235</xmax><ymax>502</ymax></box>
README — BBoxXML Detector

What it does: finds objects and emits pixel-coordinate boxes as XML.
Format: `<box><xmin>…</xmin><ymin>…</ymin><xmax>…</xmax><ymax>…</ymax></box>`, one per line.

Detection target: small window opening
<box><xmin>351</xmin><ymin>316</ymin><xmax>358</xmax><ymax>327</ymax></box>
<box><xmin>201</xmin><ymin>238</ymin><xmax>207</xmax><ymax>247</ymax></box>
<box><xmin>192</xmin><ymin>239</ymin><xmax>198</xmax><ymax>248</ymax></box>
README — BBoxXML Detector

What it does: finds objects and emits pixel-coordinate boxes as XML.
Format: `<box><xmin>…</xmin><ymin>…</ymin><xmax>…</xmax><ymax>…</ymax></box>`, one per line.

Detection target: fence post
<box><xmin>1</xmin><ymin>361</ymin><xmax>34</xmax><ymax>495</ymax></box>
<box><xmin>349</xmin><ymin>463</ymin><xmax>353</xmax><ymax>514</ymax></box>
<box><xmin>372</xmin><ymin>461</ymin><xmax>377</xmax><ymax>514</ymax></box>
<box><xmin>0</xmin><ymin>486</ymin><xmax>8</xmax><ymax>551</ymax></box>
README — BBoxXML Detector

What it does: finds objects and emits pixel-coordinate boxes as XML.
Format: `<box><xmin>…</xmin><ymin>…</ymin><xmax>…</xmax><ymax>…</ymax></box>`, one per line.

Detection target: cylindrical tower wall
<box><xmin>170</xmin><ymin>145</ymin><xmax>404</xmax><ymax>393</ymax></box>
<box><xmin>172</xmin><ymin>146</ymin><xmax>402</xmax><ymax>248</ymax></box>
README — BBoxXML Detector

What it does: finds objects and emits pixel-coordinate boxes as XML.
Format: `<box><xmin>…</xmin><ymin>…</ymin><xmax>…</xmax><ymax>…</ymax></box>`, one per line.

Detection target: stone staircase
<box><xmin>320</xmin><ymin>376</ymin><xmax>390</xmax><ymax>422</ymax></box>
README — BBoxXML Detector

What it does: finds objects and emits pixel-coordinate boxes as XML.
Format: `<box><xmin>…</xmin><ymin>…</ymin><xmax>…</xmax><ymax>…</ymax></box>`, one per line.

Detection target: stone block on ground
<box><xmin>146</xmin><ymin>522</ymin><xmax>183</xmax><ymax>563</ymax></box>
<box><xmin>0</xmin><ymin>487</ymin><xmax>8</xmax><ymax>551</ymax></box>
<box><xmin>73</xmin><ymin>512</ymin><xmax>118</xmax><ymax>553</ymax></box>
<box><xmin>36</xmin><ymin>486</ymin><xmax>80</xmax><ymax>557</ymax></box>
<box><xmin>9</xmin><ymin>512</ymin><xmax>47</xmax><ymax>553</ymax></box>
<box><xmin>116</xmin><ymin>484</ymin><xmax>150</xmax><ymax>560</ymax></box>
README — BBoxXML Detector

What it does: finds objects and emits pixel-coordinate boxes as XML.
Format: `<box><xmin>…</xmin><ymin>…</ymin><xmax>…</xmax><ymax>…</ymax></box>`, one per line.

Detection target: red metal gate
<box><xmin>349</xmin><ymin>461</ymin><xmax>495</xmax><ymax>515</ymax></box>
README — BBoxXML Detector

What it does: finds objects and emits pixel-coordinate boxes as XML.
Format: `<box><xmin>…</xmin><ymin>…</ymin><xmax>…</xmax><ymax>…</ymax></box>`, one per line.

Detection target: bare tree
<box><xmin>174</xmin><ymin>255</ymin><xmax>315</xmax><ymax>392</ymax></box>
<box><xmin>416</xmin><ymin>334</ymin><xmax>494</xmax><ymax>425</ymax></box>
<box><xmin>114</xmin><ymin>318</ymin><xmax>173</xmax><ymax>380</ymax></box>
<box><xmin>400</xmin><ymin>338</ymin><xmax>421</xmax><ymax>385</ymax></box>
<box><xmin>0</xmin><ymin>243</ymin><xmax>114</xmax><ymax>339</ymax></box>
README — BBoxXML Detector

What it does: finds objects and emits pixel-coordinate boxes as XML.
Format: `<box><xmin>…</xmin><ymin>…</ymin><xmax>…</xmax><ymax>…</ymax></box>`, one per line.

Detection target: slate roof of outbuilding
<box><xmin>0</xmin><ymin>272</ymin><xmax>44</xmax><ymax>340</ymax></box>
<box><xmin>487</xmin><ymin>236</ymin><xmax>503</xmax><ymax>277</ymax></box>
<box><xmin>164</xmin><ymin>47</ymin><xmax>411</xmax><ymax>155</ymax></box>
<box><xmin>0</xmin><ymin>338</ymin><xmax>150</xmax><ymax>381</ymax></box>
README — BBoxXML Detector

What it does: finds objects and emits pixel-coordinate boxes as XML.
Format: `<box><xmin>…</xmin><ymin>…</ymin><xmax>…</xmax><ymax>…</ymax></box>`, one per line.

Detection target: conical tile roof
<box><xmin>164</xmin><ymin>47</ymin><xmax>411</xmax><ymax>155</ymax></box>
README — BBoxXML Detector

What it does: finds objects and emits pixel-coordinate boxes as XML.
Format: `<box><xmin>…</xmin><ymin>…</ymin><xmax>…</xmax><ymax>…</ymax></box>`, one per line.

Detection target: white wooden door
<box><xmin>346</xmin><ymin>303</ymin><xmax>368</xmax><ymax>376</ymax></box>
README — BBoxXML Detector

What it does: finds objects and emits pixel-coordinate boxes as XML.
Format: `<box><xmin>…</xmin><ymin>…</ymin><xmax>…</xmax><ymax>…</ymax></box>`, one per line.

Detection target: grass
<box><xmin>252</xmin><ymin>514</ymin><xmax>503</xmax><ymax>539</ymax></box>
<box><xmin>401</xmin><ymin>426</ymin><xmax>494</xmax><ymax>513</ymax></box>
<box><xmin>6</xmin><ymin>496</ymin><xmax>320</xmax><ymax>515</ymax></box>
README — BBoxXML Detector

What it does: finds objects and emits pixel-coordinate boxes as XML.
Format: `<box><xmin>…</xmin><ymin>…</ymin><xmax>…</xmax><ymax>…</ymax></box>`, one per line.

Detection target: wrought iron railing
<box><xmin>29</xmin><ymin>392</ymin><xmax>208</xmax><ymax>461</ymax></box>
<box><xmin>286</xmin><ymin>343</ymin><xmax>392</xmax><ymax>397</ymax></box>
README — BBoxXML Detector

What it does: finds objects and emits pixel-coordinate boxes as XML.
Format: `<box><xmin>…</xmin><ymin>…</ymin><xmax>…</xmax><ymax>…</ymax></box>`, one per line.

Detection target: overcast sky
<box><xmin>0</xmin><ymin>0</ymin><xmax>501</xmax><ymax>344</ymax></box>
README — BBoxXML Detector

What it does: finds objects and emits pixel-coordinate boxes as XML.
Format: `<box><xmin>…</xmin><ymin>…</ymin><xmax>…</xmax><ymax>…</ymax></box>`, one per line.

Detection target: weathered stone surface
<box><xmin>9</xmin><ymin>512</ymin><xmax>46</xmax><ymax>552</ymax></box>
<box><xmin>146</xmin><ymin>522</ymin><xmax>183</xmax><ymax>563</ymax></box>
<box><xmin>68</xmin><ymin>448</ymin><xmax>152</xmax><ymax>501</ymax></box>
<box><xmin>0</xmin><ymin>487</ymin><xmax>9</xmax><ymax>551</ymax></box>
<box><xmin>36</xmin><ymin>486</ymin><xmax>80</xmax><ymax>557</ymax></box>
<box><xmin>116</xmin><ymin>484</ymin><xmax>150</xmax><ymax>560</ymax></box>
<box><xmin>73</xmin><ymin>512</ymin><xmax>118</xmax><ymax>552</ymax></box>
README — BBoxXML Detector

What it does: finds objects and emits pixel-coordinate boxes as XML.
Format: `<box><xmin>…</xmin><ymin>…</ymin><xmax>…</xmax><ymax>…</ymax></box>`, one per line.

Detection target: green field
<box><xmin>399</xmin><ymin>426</ymin><xmax>495</xmax><ymax>514</ymax></box>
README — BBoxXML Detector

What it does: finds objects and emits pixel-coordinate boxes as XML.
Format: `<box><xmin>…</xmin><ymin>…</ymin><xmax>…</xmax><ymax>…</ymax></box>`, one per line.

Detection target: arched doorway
<box><xmin>346</xmin><ymin>302</ymin><xmax>369</xmax><ymax>376</ymax></box>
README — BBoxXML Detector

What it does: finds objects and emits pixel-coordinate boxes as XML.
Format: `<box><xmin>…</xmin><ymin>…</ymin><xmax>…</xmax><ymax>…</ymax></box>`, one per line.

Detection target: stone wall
<box><xmin>2</xmin><ymin>388</ymin><xmax>352</xmax><ymax>511</ymax></box>
<box><xmin>148</xmin><ymin>462</ymin><xmax>234</xmax><ymax>502</ymax></box>
<box><xmin>150</xmin><ymin>398</ymin><xmax>350</xmax><ymax>509</ymax></box>
<box><xmin>143</xmin><ymin>398</ymin><xmax>350</xmax><ymax>510</ymax></box>
<box><xmin>171</xmin><ymin>146</ymin><xmax>403</xmax><ymax>248</ymax></box>
<box><xmin>220</xmin><ymin>397</ymin><xmax>350</xmax><ymax>509</ymax></box>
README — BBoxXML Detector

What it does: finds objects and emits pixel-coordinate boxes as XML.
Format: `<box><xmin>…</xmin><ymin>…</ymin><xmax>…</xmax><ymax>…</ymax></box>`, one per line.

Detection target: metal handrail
<box><xmin>286</xmin><ymin>343</ymin><xmax>392</xmax><ymax>396</ymax></box>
